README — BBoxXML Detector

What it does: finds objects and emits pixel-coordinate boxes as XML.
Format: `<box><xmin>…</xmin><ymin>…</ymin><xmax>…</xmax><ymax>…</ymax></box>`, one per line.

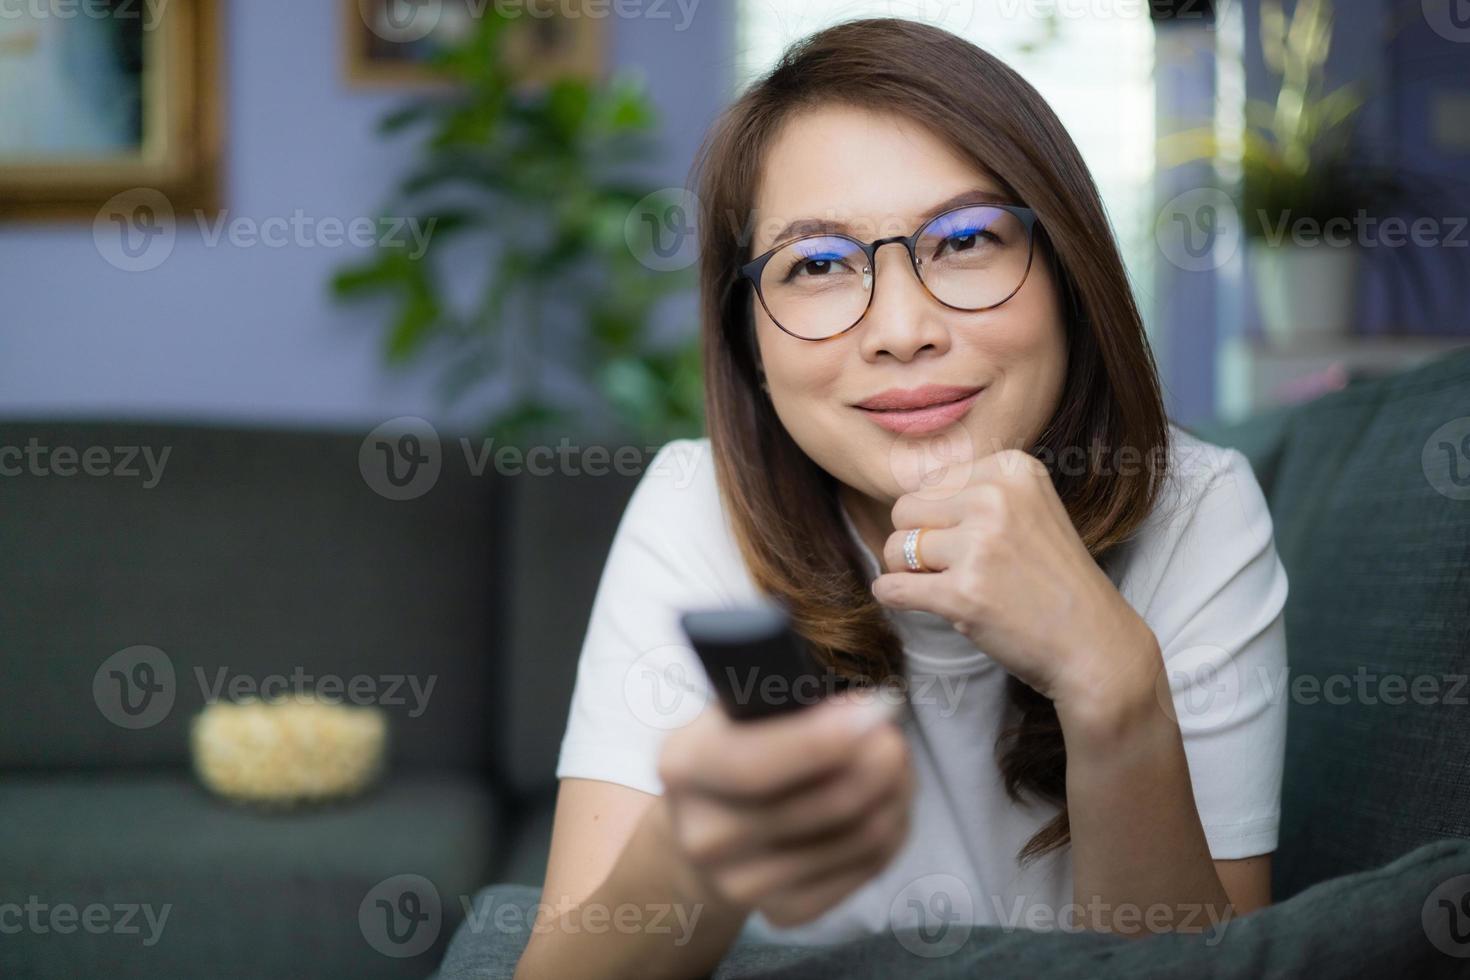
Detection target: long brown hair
<box><xmin>688</xmin><ymin>17</ymin><xmax>1169</xmax><ymax>862</ymax></box>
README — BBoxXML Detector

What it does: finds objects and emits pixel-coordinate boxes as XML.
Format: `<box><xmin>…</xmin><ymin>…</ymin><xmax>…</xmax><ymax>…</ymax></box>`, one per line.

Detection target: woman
<box><xmin>516</xmin><ymin>17</ymin><xmax>1287</xmax><ymax>980</ymax></box>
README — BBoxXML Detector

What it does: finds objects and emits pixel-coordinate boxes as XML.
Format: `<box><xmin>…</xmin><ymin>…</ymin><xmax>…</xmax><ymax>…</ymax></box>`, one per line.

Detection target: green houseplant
<box><xmin>332</xmin><ymin>11</ymin><xmax>704</xmax><ymax>448</ymax></box>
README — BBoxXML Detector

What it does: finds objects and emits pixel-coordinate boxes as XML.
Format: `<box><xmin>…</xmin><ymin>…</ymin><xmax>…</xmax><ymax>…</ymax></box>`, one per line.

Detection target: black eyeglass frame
<box><xmin>737</xmin><ymin>202</ymin><xmax>1041</xmax><ymax>341</ymax></box>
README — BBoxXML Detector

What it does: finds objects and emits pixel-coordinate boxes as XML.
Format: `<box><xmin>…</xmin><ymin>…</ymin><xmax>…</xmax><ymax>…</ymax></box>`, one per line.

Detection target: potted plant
<box><xmin>1245</xmin><ymin>0</ymin><xmax>1366</xmax><ymax>343</ymax></box>
<box><xmin>331</xmin><ymin>10</ymin><xmax>704</xmax><ymax>449</ymax></box>
<box><xmin>1159</xmin><ymin>0</ymin><xmax>1465</xmax><ymax>345</ymax></box>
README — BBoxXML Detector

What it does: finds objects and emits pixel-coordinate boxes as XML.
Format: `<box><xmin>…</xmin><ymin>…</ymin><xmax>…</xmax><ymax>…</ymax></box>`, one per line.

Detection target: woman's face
<box><xmin>748</xmin><ymin>105</ymin><xmax>1069</xmax><ymax>509</ymax></box>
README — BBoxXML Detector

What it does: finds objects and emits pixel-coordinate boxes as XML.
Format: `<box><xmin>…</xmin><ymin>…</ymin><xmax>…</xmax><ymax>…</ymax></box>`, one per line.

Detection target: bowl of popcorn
<box><xmin>190</xmin><ymin>693</ymin><xmax>387</xmax><ymax>807</ymax></box>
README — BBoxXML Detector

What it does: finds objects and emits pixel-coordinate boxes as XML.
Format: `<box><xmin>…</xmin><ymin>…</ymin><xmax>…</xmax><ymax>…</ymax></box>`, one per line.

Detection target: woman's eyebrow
<box><xmin>762</xmin><ymin>188</ymin><xmax>1012</xmax><ymax>250</ymax></box>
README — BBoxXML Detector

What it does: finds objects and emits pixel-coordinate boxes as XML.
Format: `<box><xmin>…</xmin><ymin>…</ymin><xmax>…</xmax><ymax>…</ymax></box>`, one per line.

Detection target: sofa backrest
<box><xmin>496</xmin><ymin>455</ymin><xmax>646</xmax><ymax>798</ymax></box>
<box><xmin>1189</xmin><ymin>347</ymin><xmax>1470</xmax><ymax>900</ymax></box>
<box><xmin>0</xmin><ymin>420</ymin><xmax>506</xmax><ymax>773</ymax></box>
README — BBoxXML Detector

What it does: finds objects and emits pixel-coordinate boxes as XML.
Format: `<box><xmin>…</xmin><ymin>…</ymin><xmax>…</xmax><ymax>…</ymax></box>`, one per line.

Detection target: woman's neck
<box><xmin>837</xmin><ymin>483</ymin><xmax>896</xmax><ymax>567</ymax></box>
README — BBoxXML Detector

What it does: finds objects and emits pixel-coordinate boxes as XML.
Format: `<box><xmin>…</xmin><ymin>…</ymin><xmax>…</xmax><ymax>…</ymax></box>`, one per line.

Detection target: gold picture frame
<box><xmin>343</xmin><ymin>0</ymin><xmax>605</xmax><ymax>89</ymax></box>
<box><xmin>0</xmin><ymin>0</ymin><xmax>223</xmax><ymax>221</ymax></box>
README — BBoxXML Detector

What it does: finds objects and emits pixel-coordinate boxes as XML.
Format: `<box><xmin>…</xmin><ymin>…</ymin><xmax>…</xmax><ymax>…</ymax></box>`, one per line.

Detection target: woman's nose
<box><xmin>856</xmin><ymin>241</ymin><xmax>952</xmax><ymax>361</ymax></box>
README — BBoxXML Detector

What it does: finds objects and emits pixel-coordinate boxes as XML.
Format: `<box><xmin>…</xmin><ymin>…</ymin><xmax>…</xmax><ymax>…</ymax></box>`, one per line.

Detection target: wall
<box><xmin>2</xmin><ymin>2</ymin><xmax>1462</xmax><ymax>429</ymax></box>
<box><xmin>0</xmin><ymin>0</ymin><xmax>736</xmax><ymax>429</ymax></box>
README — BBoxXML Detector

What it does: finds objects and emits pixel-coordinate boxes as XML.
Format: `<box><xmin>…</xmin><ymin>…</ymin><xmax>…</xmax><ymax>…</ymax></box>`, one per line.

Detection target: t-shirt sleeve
<box><xmin>1147</xmin><ymin>445</ymin><xmax>1290</xmax><ymax>860</ymax></box>
<box><xmin>554</xmin><ymin>439</ymin><xmax>727</xmax><ymax>796</ymax></box>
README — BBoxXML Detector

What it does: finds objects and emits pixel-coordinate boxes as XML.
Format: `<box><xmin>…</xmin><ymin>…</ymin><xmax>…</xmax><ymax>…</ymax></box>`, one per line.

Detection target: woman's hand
<box><xmin>869</xmin><ymin>448</ymin><xmax>1160</xmax><ymax>719</ymax></box>
<box><xmin>655</xmin><ymin>694</ymin><xmax>913</xmax><ymax>928</ymax></box>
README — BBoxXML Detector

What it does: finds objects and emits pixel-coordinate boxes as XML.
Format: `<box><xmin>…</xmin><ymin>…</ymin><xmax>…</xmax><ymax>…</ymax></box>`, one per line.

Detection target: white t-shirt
<box><xmin>555</xmin><ymin>423</ymin><xmax>1289</xmax><ymax>944</ymax></box>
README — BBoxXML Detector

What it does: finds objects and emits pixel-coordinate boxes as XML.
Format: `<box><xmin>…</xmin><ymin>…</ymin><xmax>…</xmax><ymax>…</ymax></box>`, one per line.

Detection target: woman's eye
<box><xmin>941</xmin><ymin>230</ymin><xmax>992</xmax><ymax>254</ymax></box>
<box><xmin>786</xmin><ymin>255</ymin><xmax>847</xmax><ymax>279</ymax></box>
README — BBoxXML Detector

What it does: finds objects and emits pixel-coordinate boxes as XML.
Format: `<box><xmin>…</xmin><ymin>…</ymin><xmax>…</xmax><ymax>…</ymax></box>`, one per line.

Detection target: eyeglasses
<box><xmin>738</xmin><ymin>203</ymin><xmax>1040</xmax><ymax>341</ymax></box>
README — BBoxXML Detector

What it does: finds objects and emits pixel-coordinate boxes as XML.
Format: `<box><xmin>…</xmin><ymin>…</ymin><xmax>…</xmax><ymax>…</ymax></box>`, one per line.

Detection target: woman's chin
<box><xmin>867</xmin><ymin>426</ymin><xmax>977</xmax><ymax>496</ymax></box>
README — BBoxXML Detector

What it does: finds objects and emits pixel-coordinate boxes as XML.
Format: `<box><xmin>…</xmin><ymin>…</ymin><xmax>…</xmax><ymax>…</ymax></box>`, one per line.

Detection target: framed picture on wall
<box><xmin>0</xmin><ymin>0</ymin><xmax>223</xmax><ymax>221</ymax></box>
<box><xmin>343</xmin><ymin>0</ymin><xmax>605</xmax><ymax>89</ymax></box>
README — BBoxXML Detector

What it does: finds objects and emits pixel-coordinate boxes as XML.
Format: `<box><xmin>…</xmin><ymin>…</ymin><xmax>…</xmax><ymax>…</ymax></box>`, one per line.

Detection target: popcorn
<box><xmin>189</xmin><ymin>694</ymin><xmax>387</xmax><ymax>806</ymax></box>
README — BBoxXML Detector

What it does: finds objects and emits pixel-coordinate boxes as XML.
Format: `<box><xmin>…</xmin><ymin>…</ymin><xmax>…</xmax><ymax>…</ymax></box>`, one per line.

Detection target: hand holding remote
<box><xmin>653</xmin><ymin>676</ymin><xmax>911</xmax><ymax>928</ymax></box>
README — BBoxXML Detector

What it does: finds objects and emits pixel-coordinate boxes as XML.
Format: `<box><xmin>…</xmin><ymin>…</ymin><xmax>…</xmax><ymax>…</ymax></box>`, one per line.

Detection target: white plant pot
<box><xmin>1248</xmin><ymin>243</ymin><xmax>1361</xmax><ymax>346</ymax></box>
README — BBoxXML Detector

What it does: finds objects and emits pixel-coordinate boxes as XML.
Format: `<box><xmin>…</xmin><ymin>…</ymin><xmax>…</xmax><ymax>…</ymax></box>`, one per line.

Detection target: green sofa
<box><xmin>3</xmin><ymin>347</ymin><xmax>1468</xmax><ymax>978</ymax></box>
<box><xmin>0</xmin><ymin>421</ymin><xmax>651</xmax><ymax>979</ymax></box>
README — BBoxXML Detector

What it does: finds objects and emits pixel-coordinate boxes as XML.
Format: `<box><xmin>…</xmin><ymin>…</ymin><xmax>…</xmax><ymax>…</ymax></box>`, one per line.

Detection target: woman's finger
<box><xmin>673</xmin><ymin>721</ymin><xmax>908</xmax><ymax>865</ymax></box>
<box><xmin>881</xmin><ymin>523</ymin><xmax>967</xmax><ymax>574</ymax></box>
<box><xmin>755</xmin><ymin>848</ymin><xmax>895</xmax><ymax>928</ymax></box>
<box><xmin>660</xmin><ymin>696</ymin><xmax>899</xmax><ymax>800</ymax></box>
<box><xmin>710</xmin><ymin>793</ymin><xmax>911</xmax><ymax>907</ymax></box>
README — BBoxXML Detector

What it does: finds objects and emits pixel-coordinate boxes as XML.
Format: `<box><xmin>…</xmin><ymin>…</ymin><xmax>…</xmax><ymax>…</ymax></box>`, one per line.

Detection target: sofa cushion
<box><xmin>1188</xmin><ymin>347</ymin><xmax>1470</xmax><ymax>900</ymax></box>
<box><xmin>0</xmin><ymin>421</ymin><xmax>506</xmax><ymax>772</ymax></box>
<box><xmin>0</xmin><ymin>771</ymin><xmax>499</xmax><ymax>980</ymax></box>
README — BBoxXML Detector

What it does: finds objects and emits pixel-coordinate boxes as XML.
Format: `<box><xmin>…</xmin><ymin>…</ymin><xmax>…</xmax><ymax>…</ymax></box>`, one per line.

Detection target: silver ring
<box><xmin>903</xmin><ymin>528</ymin><xmax>929</xmax><ymax>572</ymax></box>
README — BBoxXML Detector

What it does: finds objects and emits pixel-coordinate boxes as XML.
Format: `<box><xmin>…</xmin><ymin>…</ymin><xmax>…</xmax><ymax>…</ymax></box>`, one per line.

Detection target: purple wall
<box><xmin>0</xmin><ymin>0</ymin><xmax>735</xmax><ymax>429</ymax></box>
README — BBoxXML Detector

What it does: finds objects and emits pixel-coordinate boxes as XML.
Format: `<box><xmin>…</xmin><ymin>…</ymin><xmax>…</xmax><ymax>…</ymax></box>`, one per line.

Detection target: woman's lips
<box><xmin>856</xmin><ymin>388</ymin><xmax>983</xmax><ymax>435</ymax></box>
